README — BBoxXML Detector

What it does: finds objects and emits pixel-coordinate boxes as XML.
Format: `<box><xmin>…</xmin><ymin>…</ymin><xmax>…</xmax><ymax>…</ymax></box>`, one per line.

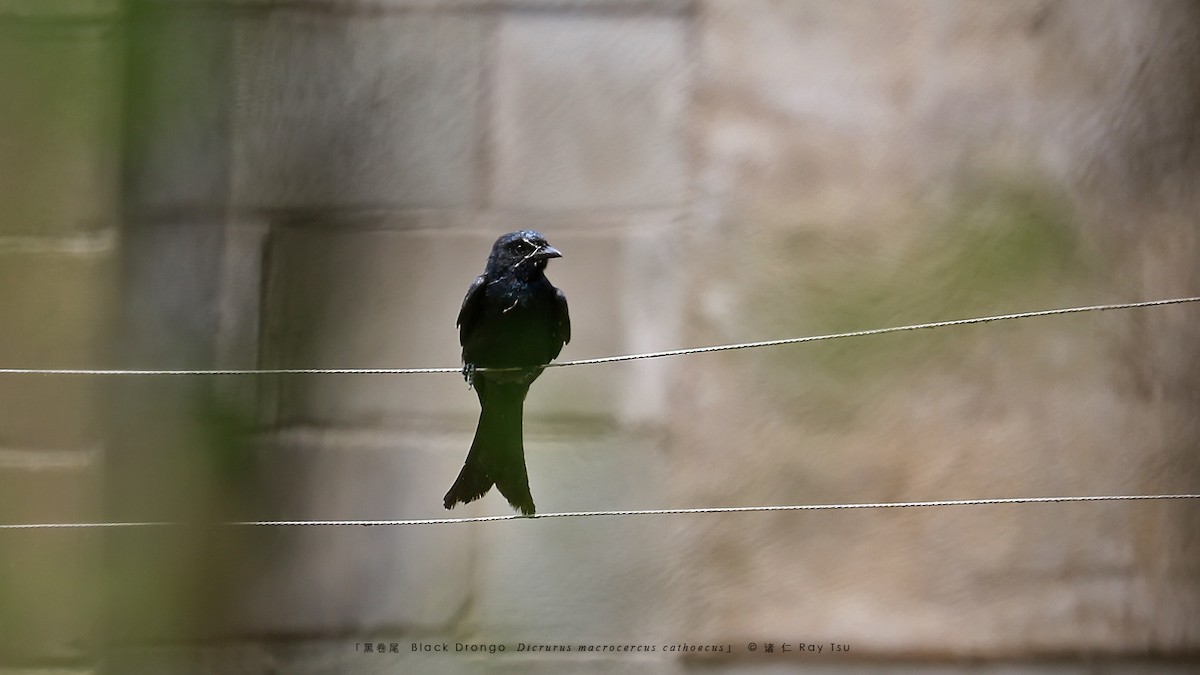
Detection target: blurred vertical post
<box><xmin>106</xmin><ymin>0</ymin><xmax>257</xmax><ymax>648</ymax></box>
<box><xmin>0</xmin><ymin>0</ymin><xmax>123</xmax><ymax>668</ymax></box>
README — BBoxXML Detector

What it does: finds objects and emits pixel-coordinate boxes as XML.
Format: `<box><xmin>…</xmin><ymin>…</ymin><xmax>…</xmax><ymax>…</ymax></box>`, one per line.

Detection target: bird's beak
<box><xmin>534</xmin><ymin>245</ymin><xmax>562</xmax><ymax>260</ymax></box>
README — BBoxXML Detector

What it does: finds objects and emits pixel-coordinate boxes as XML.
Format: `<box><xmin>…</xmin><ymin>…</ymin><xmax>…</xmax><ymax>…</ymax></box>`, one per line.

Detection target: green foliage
<box><xmin>749</xmin><ymin>179</ymin><xmax>1093</xmax><ymax>392</ymax></box>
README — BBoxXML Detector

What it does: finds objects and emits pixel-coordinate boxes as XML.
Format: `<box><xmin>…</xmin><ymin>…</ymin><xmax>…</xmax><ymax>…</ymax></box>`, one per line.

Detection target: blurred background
<box><xmin>1</xmin><ymin>0</ymin><xmax>1198</xmax><ymax>673</ymax></box>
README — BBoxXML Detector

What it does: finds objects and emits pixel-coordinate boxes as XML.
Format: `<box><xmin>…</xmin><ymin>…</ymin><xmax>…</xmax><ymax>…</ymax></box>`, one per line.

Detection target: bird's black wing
<box><xmin>553</xmin><ymin>287</ymin><xmax>570</xmax><ymax>354</ymax></box>
<box><xmin>457</xmin><ymin>275</ymin><xmax>487</xmax><ymax>346</ymax></box>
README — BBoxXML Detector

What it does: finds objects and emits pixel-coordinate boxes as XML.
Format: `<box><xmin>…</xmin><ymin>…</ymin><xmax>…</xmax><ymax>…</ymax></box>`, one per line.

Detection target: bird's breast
<box><xmin>463</xmin><ymin>281</ymin><xmax>560</xmax><ymax>368</ymax></box>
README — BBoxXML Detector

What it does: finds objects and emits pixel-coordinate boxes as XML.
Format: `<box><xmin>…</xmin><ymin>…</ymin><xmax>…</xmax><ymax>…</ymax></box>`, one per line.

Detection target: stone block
<box><xmin>468</xmin><ymin>658</ymin><xmax>679</xmax><ymax>675</ymax></box>
<box><xmin>0</xmin><ymin>250</ymin><xmax>115</xmax><ymax>450</ymax></box>
<box><xmin>229</xmin><ymin>427</ymin><xmax>673</xmax><ymax>656</ymax></box>
<box><xmin>124</xmin><ymin>6</ymin><xmax>234</xmax><ymax>213</ymax></box>
<box><xmin>468</xmin><ymin>431</ymin><xmax>673</xmax><ymax>642</ymax></box>
<box><xmin>492</xmin><ymin>14</ymin><xmax>689</xmax><ymax>210</ymax></box>
<box><xmin>118</xmin><ymin>223</ymin><xmax>225</xmax><ymax>367</ymax></box>
<box><xmin>0</xmin><ymin>449</ymin><xmax>102</xmax><ymax>663</ymax></box>
<box><xmin>269</xmin><ymin>639</ymin><xmax>682</xmax><ymax>675</ymax></box>
<box><xmin>0</xmin><ymin>448</ymin><xmax>101</xmax><ymax>523</ymax></box>
<box><xmin>229</xmin><ymin>429</ymin><xmax>473</xmax><ymax>635</ymax></box>
<box><xmin>530</xmin><ymin>220</ymin><xmax>684</xmax><ymax>426</ymax></box>
<box><xmin>110</xmin><ymin>638</ymin><xmax>626</xmax><ymax>675</ymax></box>
<box><xmin>0</xmin><ymin>22</ymin><xmax>120</xmax><ymax>237</ymax></box>
<box><xmin>108</xmin><ymin>217</ymin><xmax>267</xmax><ymax>405</ymax></box>
<box><xmin>266</xmin><ymin>639</ymin><xmax>493</xmax><ymax>675</ymax></box>
<box><xmin>231</xmin><ymin>10</ymin><xmax>485</xmax><ymax>209</ymax></box>
<box><xmin>260</xmin><ymin>223</ymin><xmax>487</xmax><ymax>428</ymax></box>
<box><xmin>104</xmin><ymin>643</ymin><xmax>273</xmax><ymax>675</ymax></box>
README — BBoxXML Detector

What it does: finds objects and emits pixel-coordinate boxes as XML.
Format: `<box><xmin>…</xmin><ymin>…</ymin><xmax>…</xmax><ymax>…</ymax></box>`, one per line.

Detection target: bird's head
<box><xmin>486</xmin><ymin>230</ymin><xmax>562</xmax><ymax>279</ymax></box>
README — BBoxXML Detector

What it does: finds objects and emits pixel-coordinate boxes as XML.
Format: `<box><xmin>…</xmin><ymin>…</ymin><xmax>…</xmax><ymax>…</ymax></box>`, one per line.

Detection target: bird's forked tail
<box><xmin>443</xmin><ymin>380</ymin><xmax>535</xmax><ymax>515</ymax></box>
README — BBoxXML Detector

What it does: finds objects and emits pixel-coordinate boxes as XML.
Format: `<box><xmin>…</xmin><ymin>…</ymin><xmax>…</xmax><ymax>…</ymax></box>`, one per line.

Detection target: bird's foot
<box><xmin>462</xmin><ymin>362</ymin><xmax>476</xmax><ymax>388</ymax></box>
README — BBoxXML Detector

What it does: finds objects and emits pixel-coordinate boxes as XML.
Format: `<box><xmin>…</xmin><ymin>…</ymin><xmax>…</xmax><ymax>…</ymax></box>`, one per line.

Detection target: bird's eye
<box><xmin>517</xmin><ymin>239</ymin><xmax>535</xmax><ymax>253</ymax></box>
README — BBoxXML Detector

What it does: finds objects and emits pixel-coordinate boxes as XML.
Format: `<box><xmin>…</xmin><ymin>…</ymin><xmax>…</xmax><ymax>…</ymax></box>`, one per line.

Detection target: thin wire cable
<box><xmin>556</xmin><ymin>295</ymin><xmax>1200</xmax><ymax>368</ymax></box>
<box><xmin>0</xmin><ymin>366</ymin><xmax>461</xmax><ymax>376</ymax></box>
<box><xmin>1</xmin><ymin>296</ymin><xmax>1197</xmax><ymax>376</ymax></box>
<box><xmin>3</xmin><ymin>494</ymin><xmax>1196</xmax><ymax>529</ymax></box>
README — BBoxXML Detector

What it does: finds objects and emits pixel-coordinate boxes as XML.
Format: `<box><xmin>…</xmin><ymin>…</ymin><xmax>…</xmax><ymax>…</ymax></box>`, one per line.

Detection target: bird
<box><xmin>443</xmin><ymin>230</ymin><xmax>570</xmax><ymax>515</ymax></box>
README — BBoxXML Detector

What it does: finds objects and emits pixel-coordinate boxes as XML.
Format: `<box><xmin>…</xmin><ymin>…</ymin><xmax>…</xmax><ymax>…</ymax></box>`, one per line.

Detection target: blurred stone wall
<box><xmin>0</xmin><ymin>0</ymin><xmax>120</xmax><ymax>669</ymax></box>
<box><xmin>678</xmin><ymin>0</ymin><xmax>1200</xmax><ymax>664</ymax></box>
<box><xmin>1</xmin><ymin>0</ymin><xmax>1197</xmax><ymax>673</ymax></box>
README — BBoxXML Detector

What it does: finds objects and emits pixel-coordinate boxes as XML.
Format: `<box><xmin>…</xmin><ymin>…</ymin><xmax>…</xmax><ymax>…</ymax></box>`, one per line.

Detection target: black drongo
<box><xmin>443</xmin><ymin>231</ymin><xmax>570</xmax><ymax>515</ymax></box>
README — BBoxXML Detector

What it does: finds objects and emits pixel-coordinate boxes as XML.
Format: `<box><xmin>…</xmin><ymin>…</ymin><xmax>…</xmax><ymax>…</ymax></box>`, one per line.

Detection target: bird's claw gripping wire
<box><xmin>462</xmin><ymin>362</ymin><xmax>476</xmax><ymax>388</ymax></box>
